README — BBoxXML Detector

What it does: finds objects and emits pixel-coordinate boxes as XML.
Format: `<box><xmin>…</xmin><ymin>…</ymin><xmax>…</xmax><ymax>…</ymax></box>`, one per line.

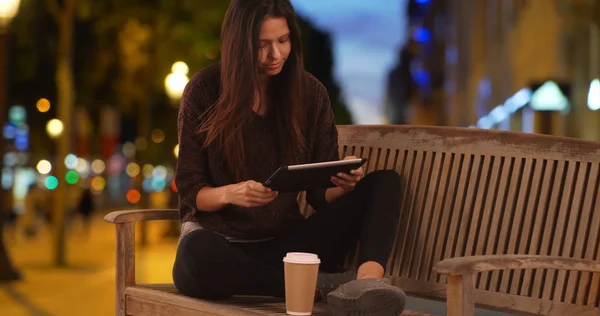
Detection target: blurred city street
<box><xmin>0</xmin><ymin>0</ymin><xmax>598</xmax><ymax>315</ymax></box>
<box><xmin>1</xmin><ymin>210</ymin><xmax>179</xmax><ymax>316</ymax></box>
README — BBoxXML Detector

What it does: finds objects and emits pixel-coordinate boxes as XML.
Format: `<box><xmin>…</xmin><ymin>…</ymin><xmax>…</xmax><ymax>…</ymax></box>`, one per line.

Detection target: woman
<box><xmin>173</xmin><ymin>0</ymin><xmax>405</xmax><ymax>315</ymax></box>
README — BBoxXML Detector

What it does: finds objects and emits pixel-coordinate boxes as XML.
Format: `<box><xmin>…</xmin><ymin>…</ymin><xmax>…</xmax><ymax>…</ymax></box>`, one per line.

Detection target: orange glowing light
<box><xmin>36</xmin><ymin>98</ymin><xmax>51</xmax><ymax>113</ymax></box>
<box><xmin>126</xmin><ymin>189</ymin><xmax>141</xmax><ymax>204</ymax></box>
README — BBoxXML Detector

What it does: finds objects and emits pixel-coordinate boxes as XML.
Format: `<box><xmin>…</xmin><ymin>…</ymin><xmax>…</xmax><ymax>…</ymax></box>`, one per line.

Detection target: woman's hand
<box><xmin>330</xmin><ymin>156</ymin><xmax>364</xmax><ymax>192</ymax></box>
<box><xmin>224</xmin><ymin>180</ymin><xmax>278</xmax><ymax>207</ymax></box>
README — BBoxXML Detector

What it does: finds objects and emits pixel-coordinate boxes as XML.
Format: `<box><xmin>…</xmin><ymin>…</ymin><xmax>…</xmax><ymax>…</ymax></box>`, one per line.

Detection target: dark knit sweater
<box><xmin>175</xmin><ymin>63</ymin><xmax>339</xmax><ymax>240</ymax></box>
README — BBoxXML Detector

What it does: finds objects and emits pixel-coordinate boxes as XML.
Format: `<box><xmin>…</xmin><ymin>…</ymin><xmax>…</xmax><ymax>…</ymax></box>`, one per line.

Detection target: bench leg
<box><xmin>116</xmin><ymin>223</ymin><xmax>135</xmax><ymax>316</ymax></box>
<box><xmin>447</xmin><ymin>274</ymin><xmax>475</xmax><ymax>316</ymax></box>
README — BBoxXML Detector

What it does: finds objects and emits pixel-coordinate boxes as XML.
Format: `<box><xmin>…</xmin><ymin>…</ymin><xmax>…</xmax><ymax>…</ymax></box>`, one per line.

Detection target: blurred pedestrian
<box><xmin>77</xmin><ymin>188</ymin><xmax>94</xmax><ymax>237</ymax></box>
<box><xmin>18</xmin><ymin>184</ymin><xmax>48</xmax><ymax>240</ymax></box>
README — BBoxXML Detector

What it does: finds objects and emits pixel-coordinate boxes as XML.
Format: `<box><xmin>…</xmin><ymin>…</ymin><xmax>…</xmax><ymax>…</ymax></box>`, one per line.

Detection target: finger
<box><xmin>331</xmin><ymin>176</ymin><xmax>354</xmax><ymax>189</ymax></box>
<box><xmin>249</xmin><ymin>181</ymin><xmax>272</xmax><ymax>192</ymax></box>
<box><xmin>336</xmin><ymin>172</ymin><xmax>361</xmax><ymax>183</ymax></box>
<box><xmin>330</xmin><ymin>176</ymin><xmax>343</xmax><ymax>187</ymax></box>
<box><xmin>247</xmin><ymin>191</ymin><xmax>278</xmax><ymax>199</ymax></box>
<box><xmin>350</xmin><ymin>168</ymin><xmax>364</xmax><ymax>176</ymax></box>
<box><xmin>343</xmin><ymin>156</ymin><xmax>358</xmax><ymax>160</ymax></box>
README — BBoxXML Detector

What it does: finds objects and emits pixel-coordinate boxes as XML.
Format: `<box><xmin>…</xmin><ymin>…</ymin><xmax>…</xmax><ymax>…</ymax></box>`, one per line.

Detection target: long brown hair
<box><xmin>199</xmin><ymin>0</ymin><xmax>306</xmax><ymax>180</ymax></box>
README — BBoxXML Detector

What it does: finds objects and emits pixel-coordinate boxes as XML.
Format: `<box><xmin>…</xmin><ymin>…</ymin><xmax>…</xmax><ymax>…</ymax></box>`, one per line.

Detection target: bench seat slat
<box><xmin>129</xmin><ymin>285</ymin><xmax>439</xmax><ymax>316</ymax></box>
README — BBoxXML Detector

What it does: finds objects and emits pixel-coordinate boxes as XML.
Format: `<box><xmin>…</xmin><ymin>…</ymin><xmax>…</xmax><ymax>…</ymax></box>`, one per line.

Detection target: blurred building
<box><xmin>386</xmin><ymin>0</ymin><xmax>447</xmax><ymax>126</ymax></box>
<box><xmin>402</xmin><ymin>0</ymin><xmax>600</xmax><ymax>140</ymax></box>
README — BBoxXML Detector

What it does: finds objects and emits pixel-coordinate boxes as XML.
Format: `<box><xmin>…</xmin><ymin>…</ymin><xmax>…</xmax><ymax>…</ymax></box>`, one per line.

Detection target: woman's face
<box><xmin>258</xmin><ymin>17</ymin><xmax>291</xmax><ymax>76</ymax></box>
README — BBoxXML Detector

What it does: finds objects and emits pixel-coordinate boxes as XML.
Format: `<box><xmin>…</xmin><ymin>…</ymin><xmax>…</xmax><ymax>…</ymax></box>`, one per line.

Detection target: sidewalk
<box><xmin>1</xmin><ymin>213</ymin><xmax>179</xmax><ymax>316</ymax></box>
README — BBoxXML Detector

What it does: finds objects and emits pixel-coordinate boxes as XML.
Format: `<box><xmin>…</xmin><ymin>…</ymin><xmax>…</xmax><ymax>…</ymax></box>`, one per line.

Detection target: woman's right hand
<box><xmin>224</xmin><ymin>180</ymin><xmax>278</xmax><ymax>207</ymax></box>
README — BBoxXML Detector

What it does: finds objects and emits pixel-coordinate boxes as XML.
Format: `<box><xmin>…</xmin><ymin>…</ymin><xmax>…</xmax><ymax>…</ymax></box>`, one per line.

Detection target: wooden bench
<box><xmin>105</xmin><ymin>125</ymin><xmax>600</xmax><ymax>316</ymax></box>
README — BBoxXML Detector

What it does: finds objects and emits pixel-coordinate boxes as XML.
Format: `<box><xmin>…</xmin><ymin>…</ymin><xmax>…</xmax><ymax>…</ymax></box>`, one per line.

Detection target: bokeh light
<box><xmin>76</xmin><ymin>158</ymin><xmax>90</xmax><ymax>177</ymax></box>
<box><xmin>142</xmin><ymin>178</ymin><xmax>152</xmax><ymax>192</ymax></box>
<box><xmin>122</xmin><ymin>142</ymin><xmax>136</xmax><ymax>159</ymax></box>
<box><xmin>3</xmin><ymin>123</ymin><xmax>16</xmax><ymax>139</ymax></box>
<box><xmin>166</xmin><ymin>61</ymin><xmax>190</xmax><ymax>101</ymax></box>
<box><xmin>135</xmin><ymin>137</ymin><xmax>148</xmax><ymax>151</ymax></box>
<box><xmin>4</xmin><ymin>153</ymin><xmax>17</xmax><ymax>167</ymax></box>
<box><xmin>153</xmin><ymin>165</ymin><xmax>167</xmax><ymax>179</ymax></box>
<box><xmin>9</xmin><ymin>106</ymin><xmax>26</xmax><ymax>126</ymax></box>
<box><xmin>142</xmin><ymin>164</ymin><xmax>154</xmax><ymax>178</ymax></box>
<box><xmin>126</xmin><ymin>189</ymin><xmax>141</xmax><ymax>204</ymax></box>
<box><xmin>15</xmin><ymin>135</ymin><xmax>28</xmax><ymax>151</ymax></box>
<box><xmin>151</xmin><ymin>129</ymin><xmax>165</xmax><ymax>144</ymax></box>
<box><xmin>165</xmin><ymin>73</ymin><xmax>189</xmax><ymax>101</ymax></box>
<box><xmin>46</xmin><ymin>119</ymin><xmax>64</xmax><ymax>138</ymax></box>
<box><xmin>171</xmin><ymin>180</ymin><xmax>178</xmax><ymax>192</ymax></box>
<box><xmin>65</xmin><ymin>170</ymin><xmax>79</xmax><ymax>185</ymax></box>
<box><xmin>91</xmin><ymin>159</ymin><xmax>106</xmax><ymax>174</ymax></box>
<box><xmin>91</xmin><ymin>176</ymin><xmax>106</xmax><ymax>192</ymax></box>
<box><xmin>64</xmin><ymin>154</ymin><xmax>78</xmax><ymax>169</ymax></box>
<box><xmin>152</xmin><ymin>178</ymin><xmax>167</xmax><ymax>192</ymax></box>
<box><xmin>16</xmin><ymin>122</ymin><xmax>28</xmax><ymax>134</ymax></box>
<box><xmin>173</xmin><ymin>144</ymin><xmax>179</xmax><ymax>158</ymax></box>
<box><xmin>36</xmin><ymin>160</ymin><xmax>52</xmax><ymax>175</ymax></box>
<box><xmin>166</xmin><ymin>168</ymin><xmax>175</xmax><ymax>182</ymax></box>
<box><xmin>108</xmin><ymin>155</ymin><xmax>125</xmax><ymax>175</ymax></box>
<box><xmin>126</xmin><ymin>163</ymin><xmax>140</xmax><ymax>177</ymax></box>
<box><xmin>171</xmin><ymin>61</ymin><xmax>189</xmax><ymax>75</ymax></box>
<box><xmin>2</xmin><ymin>168</ymin><xmax>13</xmax><ymax>190</ymax></box>
<box><xmin>45</xmin><ymin>176</ymin><xmax>59</xmax><ymax>190</ymax></box>
<box><xmin>36</xmin><ymin>98</ymin><xmax>51</xmax><ymax>113</ymax></box>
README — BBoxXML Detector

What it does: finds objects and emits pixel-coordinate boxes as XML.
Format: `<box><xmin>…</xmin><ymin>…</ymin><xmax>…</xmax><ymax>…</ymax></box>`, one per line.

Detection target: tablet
<box><xmin>263</xmin><ymin>158</ymin><xmax>367</xmax><ymax>193</ymax></box>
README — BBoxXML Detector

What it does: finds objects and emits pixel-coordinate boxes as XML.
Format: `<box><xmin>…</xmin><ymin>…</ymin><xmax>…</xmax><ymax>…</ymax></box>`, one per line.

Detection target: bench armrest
<box><xmin>106</xmin><ymin>209</ymin><xmax>179</xmax><ymax>315</ymax></box>
<box><xmin>104</xmin><ymin>209</ymin><xmax>179</xmax><ymax>224</ymax></box>
<box><xmin>435</xmin><ymin>254</ymin><xmax>600</xmax><ymax>276</ymax></box>
<box><xmin>433</xmin><ymin>255</ymin><xmax>600</xmax><ymax>316</ymax></box>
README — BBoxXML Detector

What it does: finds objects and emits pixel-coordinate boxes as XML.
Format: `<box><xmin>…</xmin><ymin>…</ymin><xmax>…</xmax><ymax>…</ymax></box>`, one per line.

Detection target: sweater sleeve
<box><xmin>175</xmin><ymin>76</ymin><xmax>214</xmax><ymax>217</ymax></box>
<box><xmin>306</xmin><ymin>83</ymin><xmax>340</xmax><ymax>211</ymax></box>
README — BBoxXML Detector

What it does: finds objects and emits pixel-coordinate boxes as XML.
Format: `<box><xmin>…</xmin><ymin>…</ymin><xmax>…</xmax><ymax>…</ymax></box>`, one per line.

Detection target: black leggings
<box><xmin>172</xmin><ymin>170</ymin><xmax>402</xmax><ymax>299</ymax></box>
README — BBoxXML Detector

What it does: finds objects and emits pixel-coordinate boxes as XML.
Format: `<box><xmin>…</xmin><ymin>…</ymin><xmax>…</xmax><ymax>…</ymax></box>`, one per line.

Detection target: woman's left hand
<box><xmin>331</xmin><ymin>156</ymin><xmax>364</xmax><ymax>192</ymax></box>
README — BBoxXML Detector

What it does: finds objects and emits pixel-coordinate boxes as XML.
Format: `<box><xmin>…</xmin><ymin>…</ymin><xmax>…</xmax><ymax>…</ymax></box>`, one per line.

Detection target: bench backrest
<box><xmin>299</xmin><ymin>125</ymin><xmax>600</xmax><ymax>316</ymax></box>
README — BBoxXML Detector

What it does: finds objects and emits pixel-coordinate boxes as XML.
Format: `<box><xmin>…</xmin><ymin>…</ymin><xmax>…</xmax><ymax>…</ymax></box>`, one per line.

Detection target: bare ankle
<box><xmin>357</xmin><ymin>261</ymin><xmax>384</xmax><ymax>280</ymax></box>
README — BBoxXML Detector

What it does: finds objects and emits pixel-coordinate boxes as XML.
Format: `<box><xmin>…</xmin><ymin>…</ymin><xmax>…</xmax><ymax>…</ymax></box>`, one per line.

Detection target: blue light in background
<box><xmin>412</xmin><ymin>69</ymin><xmax>430</xmax><ymax>86</ymax></box>
<box><xmin>2</xmin><ymin>168</ymin><xmax>13</xmax><ymax>190</ymax></box>
<box><xmin>151</xmin><ymin>178</ymin><xmax>167</xmax><ymax>192</ymax></box>
<box><xmin>15</xmin><ymin>135</ymin><xmax>29</xmax><ymax>151</ymax></box>
<box><xmin>415</xmin><ymin>0</ymin><xmax>430</xmax><ymax>3</ymax></box>
<box><xmin>3</xmin><ymin>123</ymin><xmax>16</xmax><ymax>140</ymax></box>
<box><xmin>16</xmin><ymin>125</ymin><xmax>28</xmax><ymax>137</ymax></box>
<box><xmin>143</xmin><ymin>178</ymin><xmax>153</xmax><ymax>193</ymax></box>
<box><xmin>413</xmin><ymin>27</ymin><xmax>431</xmax><ymax>43</ymax></box>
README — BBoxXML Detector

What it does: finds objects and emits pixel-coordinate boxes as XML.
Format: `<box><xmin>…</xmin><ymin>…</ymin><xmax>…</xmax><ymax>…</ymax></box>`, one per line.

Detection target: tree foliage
<box><xmin>8</xmin><ymin>0</ymin><xmax>351</xmax><ymax>157</ymax></box>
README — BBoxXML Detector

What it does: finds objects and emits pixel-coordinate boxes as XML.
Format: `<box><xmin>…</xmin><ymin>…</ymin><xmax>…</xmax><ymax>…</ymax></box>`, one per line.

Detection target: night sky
<box><xmin>292</xmin><ymin>0</ymin><xmax>407</xmax><ymax>124</ymax></box>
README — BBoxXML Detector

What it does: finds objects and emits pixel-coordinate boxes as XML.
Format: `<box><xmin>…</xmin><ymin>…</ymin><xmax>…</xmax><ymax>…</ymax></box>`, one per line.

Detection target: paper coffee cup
<box><xmin>283</xmin><ymin>253</ymin><xmax>321</xmax><ymax>316</ymax></box>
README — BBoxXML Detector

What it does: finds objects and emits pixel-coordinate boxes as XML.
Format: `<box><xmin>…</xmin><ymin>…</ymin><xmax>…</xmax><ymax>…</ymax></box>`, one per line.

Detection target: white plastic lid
<box><xmin>283</xmin><ymin>252</ymin><xmax>321</xmax><ymax>264</ymax></box>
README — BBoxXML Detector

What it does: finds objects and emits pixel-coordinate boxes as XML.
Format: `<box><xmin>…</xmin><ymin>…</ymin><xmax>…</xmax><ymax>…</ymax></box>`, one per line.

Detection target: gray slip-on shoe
<box><xmin>317</xmin><ymin>270</ymin><xmax>357</xmax><ymax>302</ymax></box>
<box><xmin>326</xmin><ymin>278</ymin><xmax>405</xmax><ymax>316</ymax></box>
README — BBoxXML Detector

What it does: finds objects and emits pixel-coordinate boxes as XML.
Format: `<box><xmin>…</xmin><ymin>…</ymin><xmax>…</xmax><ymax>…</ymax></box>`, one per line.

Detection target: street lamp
<box><xmin>0</xmin><ymin>0</ymin><xmax>20</xmax><ymax>28</ymax></box>
<box><xmin>46</xmin><ymin>119</ymin><xmax>64</xmax><ymax>139</ymax></box>
<box><xmin>164</xmin><ymin>61</ymin><xmax>190</xmax><ymax>105</ymax></box>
